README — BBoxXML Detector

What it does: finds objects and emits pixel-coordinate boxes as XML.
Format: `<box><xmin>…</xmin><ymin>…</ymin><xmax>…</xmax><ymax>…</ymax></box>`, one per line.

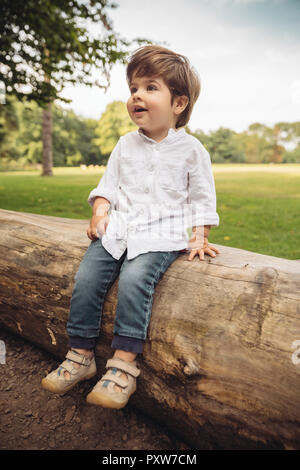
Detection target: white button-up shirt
<box><xmin>88</xmin><ymin>128</ymin><xmax>219</xmax><ymax>260</ymax></box>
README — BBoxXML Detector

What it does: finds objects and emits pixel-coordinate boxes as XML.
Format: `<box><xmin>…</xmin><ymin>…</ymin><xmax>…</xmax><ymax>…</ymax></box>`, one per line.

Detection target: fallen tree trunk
<box><xmin>0</xmin><ymin>208</ymin><xmax>300</xmax><ymax>449</ymax></box>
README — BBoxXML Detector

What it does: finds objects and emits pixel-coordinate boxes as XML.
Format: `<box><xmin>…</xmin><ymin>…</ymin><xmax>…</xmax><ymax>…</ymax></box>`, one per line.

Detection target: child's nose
<box><xmin>132</xmin><ymin>88</ymin><xmax>143</xmax><ymax>99</ymax></box>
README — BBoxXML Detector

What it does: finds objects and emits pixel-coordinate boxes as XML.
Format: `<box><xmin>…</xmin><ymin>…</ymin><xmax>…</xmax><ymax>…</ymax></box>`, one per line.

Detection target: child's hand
<box><xmin>87</xmin><ymin>215</ymin><xmax>110</xmax><ymax>241</ymax></box>
<box><xmin>188</xmin><ymin>235</ymin><xmax>220</xmax><ymax>261</ymax></box>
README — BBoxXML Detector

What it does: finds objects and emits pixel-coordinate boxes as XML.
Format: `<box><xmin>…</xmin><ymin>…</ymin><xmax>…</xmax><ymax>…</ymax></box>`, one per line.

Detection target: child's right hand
<box><xmin>87</xmin><ymin>215</ymin><xmax>110</xmax><ymax>241</ymax></box>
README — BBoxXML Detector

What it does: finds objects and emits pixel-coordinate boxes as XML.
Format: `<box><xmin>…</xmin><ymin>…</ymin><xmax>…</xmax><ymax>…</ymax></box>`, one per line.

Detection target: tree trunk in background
<box><xmin>41</xmin><ymin>101</ymin><xmax>53</xmax><ymax>176</ymax></box>
<box><xmin>0</xmin><ymin>208</ymin><xmax>300</xmax><ymax>450</ymax></box>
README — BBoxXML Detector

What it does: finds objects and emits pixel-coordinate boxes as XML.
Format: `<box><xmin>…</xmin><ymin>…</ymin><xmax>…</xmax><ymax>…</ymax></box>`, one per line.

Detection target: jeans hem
<box><xmin>68</xmin><ymin>336</ymin><xmax>97</xmax><ymax>350</ymax></box>
<box><xmin>111</xmin><ymin>334</ymin><xmax>144</xmax><ymax>354</ymax></box>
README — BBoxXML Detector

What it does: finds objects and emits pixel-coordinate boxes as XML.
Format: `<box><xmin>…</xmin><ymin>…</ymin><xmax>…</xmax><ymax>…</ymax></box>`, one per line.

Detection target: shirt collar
<box><xmin>137</xmin><ymin>127</ymin><xmax>186</xmax><ymax>146</ymax></box>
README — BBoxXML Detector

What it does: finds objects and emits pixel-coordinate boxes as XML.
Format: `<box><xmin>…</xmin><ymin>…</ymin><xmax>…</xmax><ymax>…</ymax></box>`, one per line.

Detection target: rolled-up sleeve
<box><xmin>87</xmin><ymin>138</ymin><xmax>121</xmax><ymax>208</ymax></box>
<box><xmin>187</xmin><ymin>145</ymin><xmax>219</xmax><ymax>227</ymax></box>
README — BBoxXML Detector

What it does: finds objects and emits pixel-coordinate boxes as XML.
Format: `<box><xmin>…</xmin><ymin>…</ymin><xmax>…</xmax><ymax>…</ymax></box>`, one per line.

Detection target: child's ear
<box><xmin>174</xmin><ymin>95</ymin><xmax>189</xmax><ymax>115</ymax></box>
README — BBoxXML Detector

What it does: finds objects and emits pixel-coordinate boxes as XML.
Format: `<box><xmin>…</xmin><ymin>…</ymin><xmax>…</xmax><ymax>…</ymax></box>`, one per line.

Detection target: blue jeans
<box><xmin>66</xmin><ymin>238</ymin><xmax>181</xmax><ymax>354</ymax></box>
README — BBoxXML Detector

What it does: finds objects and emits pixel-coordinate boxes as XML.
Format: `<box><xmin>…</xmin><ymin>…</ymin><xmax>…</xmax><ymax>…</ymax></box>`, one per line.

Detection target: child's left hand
<box><xmin>187</xmin><ymin>235</ymin><xmax>220</xmax><ymax>261</ymax></box>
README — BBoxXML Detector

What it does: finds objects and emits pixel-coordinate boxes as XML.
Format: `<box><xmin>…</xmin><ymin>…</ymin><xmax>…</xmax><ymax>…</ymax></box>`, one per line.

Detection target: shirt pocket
<box><xmin>158</xmin><ymin>163</ymin><xmax>187</xmax><ymax>191</ymax></box>
<box><xmin>120</xmin><ymin>156</ymin><xmax>144</xmax><ymax>188</ymax></box>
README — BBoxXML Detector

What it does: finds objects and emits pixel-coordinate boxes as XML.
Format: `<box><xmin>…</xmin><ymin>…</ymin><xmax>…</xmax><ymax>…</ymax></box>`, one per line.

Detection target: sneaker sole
<box><xmin>86</xmin><ymin>390</ymin><xmax>129</xmax><ymax>409</ymax></box>
<box><xmin>41</xmin><ymin>370</ymin><xmax>97</xmax><ymax>395</ymax></box>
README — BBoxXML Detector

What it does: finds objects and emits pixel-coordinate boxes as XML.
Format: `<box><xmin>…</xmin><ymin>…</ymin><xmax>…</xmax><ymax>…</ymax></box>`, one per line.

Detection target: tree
<box><xmin>15</xmin><ymin>99</ymin><xmax>43</xmax><ymax>165</ymax></box>
<box><xmin>247</xmin><ymin>123</ymin><xmax>285</xmax><ymax>163</ymax></box>
<box><xmin>94</xmin><ymin>101</ymin><xmax>137</xmax><ymax>160</ymax></box>
<box><xmin>0</xmin><ymin>0</ymin><xmax>150</xmax><ymax>175</ymax></box>
<box><xmin>52</xmin><ymin>107</ymin><xmax>103</xmax><ymax>166</ymax></box>
<box><xmin>192</xmin><ymin>127</ymin><xmax>244</xmax><ymax>163</ymax></box>
<box><xmin>0</xmin><ymin>95</ymin><xmax>20</xmax><ymax>163</ymax></box>
<box><xmin>267</xmin><ymin>121</ymin><xmax>300</xmax><ymax>152</ymax></box>
<box><xmin>0</xmin><ymin>98</ymin><xmax>106</xmax><ymax>168</ymax></box>
<box><xmin>282</xmin><ymin>145</ymin><xmax>300</xmax><ymax>163</ymax></box>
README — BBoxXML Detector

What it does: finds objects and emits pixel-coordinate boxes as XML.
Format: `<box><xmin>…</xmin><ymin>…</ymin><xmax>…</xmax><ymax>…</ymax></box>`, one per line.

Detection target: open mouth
<box><xmin>134</xmin><ymin>106</ymin><xmax>147</xmax><ymax>113</ymax></box>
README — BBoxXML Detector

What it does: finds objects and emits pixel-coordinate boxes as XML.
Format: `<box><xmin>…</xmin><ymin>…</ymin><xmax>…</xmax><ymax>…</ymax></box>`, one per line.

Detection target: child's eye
<box><xmin>130</xmin><ymin>87</ymin><xmax>137</xmax><ymax>94</ymax></box>
<box><xmin>147</xmin><ymin>85</ymin><xmax>156</xmax><ymax>91</ymax></box>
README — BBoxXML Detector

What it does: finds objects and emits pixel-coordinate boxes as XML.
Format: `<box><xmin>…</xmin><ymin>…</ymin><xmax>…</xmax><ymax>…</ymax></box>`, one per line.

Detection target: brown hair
<box><xmin>126</xmin><ymin>45</ymin><xmax>201</xmax><ymax>128</ymax></box>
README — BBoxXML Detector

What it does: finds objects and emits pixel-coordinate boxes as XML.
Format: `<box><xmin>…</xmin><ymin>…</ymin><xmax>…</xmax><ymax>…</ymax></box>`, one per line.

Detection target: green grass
<box><xmin>0</xmin><ymin>167</ymin><xmax>105</xmax><ymax>219</ymax></box>
<box><xmin>0</xmin><ymin>164</ymin><xmax>299</xmax><ymax>260</ymax></box>
<box><xmin>212</xmin><ymin>164</ymin><xmax>300</xmax><ymax>260</ymax></box>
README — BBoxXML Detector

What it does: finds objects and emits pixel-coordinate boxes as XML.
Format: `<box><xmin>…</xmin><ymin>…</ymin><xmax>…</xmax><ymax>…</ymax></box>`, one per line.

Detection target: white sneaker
<box><xmin>41</xmin><ymin>349</ymin><xmax>97</xmax><ymax>394</ymax></box>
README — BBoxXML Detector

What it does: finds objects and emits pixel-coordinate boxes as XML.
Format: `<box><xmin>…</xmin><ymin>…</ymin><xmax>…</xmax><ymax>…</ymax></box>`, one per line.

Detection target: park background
<box><xmin>1</xmin><ymin>0</ymin><xmax>300</xmax><ymax>260</ymax></box>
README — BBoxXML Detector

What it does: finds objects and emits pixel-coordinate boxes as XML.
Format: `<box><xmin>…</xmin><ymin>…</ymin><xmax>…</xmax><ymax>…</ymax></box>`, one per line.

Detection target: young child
<box><xmin>41</xmin><ymin>45</ymin><xmax>220</xmax><ymax>409</ymax></box>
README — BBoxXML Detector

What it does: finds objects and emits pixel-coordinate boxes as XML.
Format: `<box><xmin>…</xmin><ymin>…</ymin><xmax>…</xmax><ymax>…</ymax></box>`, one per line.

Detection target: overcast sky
<box><xmin>60</xmin><ymin>0</ymin><xmax>300</xmax><ymax>134</ymax></box>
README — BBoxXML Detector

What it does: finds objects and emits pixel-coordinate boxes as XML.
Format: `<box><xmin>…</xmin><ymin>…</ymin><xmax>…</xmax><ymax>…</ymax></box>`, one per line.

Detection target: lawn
<box><xmin>0</xmin><ymin>164</ymin><xmax>299</xmax><ymax>260</ymax></box>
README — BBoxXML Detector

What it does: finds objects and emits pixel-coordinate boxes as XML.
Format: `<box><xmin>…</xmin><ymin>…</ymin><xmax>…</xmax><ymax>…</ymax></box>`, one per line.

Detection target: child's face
<box><xmin>127</xmin><ymin>74</ymin><xmax>180</xmax><ymax>142</ymax></box>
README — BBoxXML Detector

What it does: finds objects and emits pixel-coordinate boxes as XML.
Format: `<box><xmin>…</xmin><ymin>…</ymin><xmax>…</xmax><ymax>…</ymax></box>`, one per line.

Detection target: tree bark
<box><xmin>41</xmin><ymin>101</ymin><xmax>53</xmax><ymax>176</ymax></box>
<box><xmin>41</xmin><ymin>46</ymin><xmax>53</xmax><ymax>177</ymax></box>
<box><xmin>0</xmin><ymin>208</ymin><xmax>300</xmax><ymax>449</ymax></box>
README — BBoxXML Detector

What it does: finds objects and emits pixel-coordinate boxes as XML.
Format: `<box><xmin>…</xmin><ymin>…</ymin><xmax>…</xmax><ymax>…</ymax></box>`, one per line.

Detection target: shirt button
<box><xmin>149</xmin><ymin>165</ymin><xmax>154</xmax><ymax>172</ymax></box>
<box><xmin>139</xmin><ymin>209</ymin><xmax>144</xmax><ymax>215</ymax></box>
<box><xmin>144</xmin><ymin>187</ymin><xmax>150</xmax><ymax>193</ymax></box>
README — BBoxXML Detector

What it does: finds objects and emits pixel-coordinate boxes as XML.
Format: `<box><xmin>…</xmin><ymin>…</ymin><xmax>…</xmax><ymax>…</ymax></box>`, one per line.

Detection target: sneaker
<box><xmin>41</xmin><ymin>349</ymin><xmax>97</xmax><ymax>394</ymax></box>
<box><xmin>86</xmin><ymin>357</ymin><xmax>140</xmax><ymax>409</ymax></box>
